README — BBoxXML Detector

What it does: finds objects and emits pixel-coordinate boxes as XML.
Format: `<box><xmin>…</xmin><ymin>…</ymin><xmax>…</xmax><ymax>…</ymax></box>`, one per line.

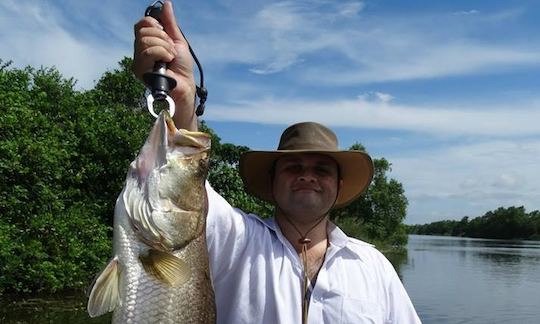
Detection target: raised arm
<box><xmin>132</xmin><ymin>0</ymin><xmax>198</xmax><ymax>131</ymax></box>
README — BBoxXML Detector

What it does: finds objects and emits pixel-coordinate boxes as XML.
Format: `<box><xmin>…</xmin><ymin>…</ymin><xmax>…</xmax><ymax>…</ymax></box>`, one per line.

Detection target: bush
<box><xmin>0</xmin><ymin>58</ymin><xmax>412</xmax><ymax>294</ymax></box>
<box><xmin>0</xmin><ymin>59</ymin><xmax>147</xmax><ymax>294</ymax></box>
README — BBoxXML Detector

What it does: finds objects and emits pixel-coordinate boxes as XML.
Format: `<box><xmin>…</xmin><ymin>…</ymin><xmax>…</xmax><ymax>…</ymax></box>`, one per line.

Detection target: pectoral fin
<box><xmin>140</xmin><ymin>249</ymin><xmax>191</xmax><ymax>287</ymax></box>
<box><xmin>87</xmin><ymin>257</ymin><xmax>120</xmax><ymax>317</ymax></box>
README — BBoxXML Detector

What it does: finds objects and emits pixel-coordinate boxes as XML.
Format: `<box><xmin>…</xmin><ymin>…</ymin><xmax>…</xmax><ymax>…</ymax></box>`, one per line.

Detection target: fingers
<box><xmin>161</xmin><ymin>1</ymin><xmax>186</xmax><ymax>44</ymax></box>
<box><xmin>133</xmin><ymin>18</ymin><xmax>178</xmax><ymax>79</ymax></box>
<box><xmin>136</xmin><ymin>25</ymin><xmax>177</xmax><ymax>52</ymax></box>
<box><xmin>135</xmin><ymin>23</ymin><xmax>178</xmax><ymax>58</ymax></box>
<box><xmin>133</xmin><ymin>1</ymin><xmax>188</xmax><ymax>80</ymax></box>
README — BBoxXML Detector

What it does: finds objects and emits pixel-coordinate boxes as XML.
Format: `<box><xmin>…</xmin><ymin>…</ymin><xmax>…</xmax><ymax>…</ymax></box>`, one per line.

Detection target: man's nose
<box><xmin>297</xmin><ymin>169</ymin><xmax>316</xmax><ymax>182</ymax></box>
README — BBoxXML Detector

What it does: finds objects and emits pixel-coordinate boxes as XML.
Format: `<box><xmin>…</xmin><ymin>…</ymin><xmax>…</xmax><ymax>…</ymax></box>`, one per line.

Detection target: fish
<box><xmin>87</xmin><ymin>111</ymin><xmax>215</xmax><ymax>323</ymax></box>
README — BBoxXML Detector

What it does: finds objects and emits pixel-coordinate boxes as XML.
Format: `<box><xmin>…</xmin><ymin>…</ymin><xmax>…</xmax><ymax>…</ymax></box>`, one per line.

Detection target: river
<box><xmin>403</xmin><ymin>234</ymin><xmax>540</xmax><ymax>323</ymax></box>
<box><xmin>1</xmin><ymin>235</ymin><xmax>539</xmax><ymax>323</ymax></box>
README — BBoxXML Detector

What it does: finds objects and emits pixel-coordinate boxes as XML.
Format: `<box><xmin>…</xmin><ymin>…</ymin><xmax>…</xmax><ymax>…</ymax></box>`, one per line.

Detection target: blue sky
<box><xmin>2</xmin><ymin>0</ymin><xmax>540</xmax><ymax>225</ymax></box>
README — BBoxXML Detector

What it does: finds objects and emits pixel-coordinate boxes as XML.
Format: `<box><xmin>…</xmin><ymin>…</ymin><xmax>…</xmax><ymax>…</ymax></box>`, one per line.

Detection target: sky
<box><xmin>2</xmin><ymin>0</ymin><xmax>540</xmax><ymax>225</ymax></box>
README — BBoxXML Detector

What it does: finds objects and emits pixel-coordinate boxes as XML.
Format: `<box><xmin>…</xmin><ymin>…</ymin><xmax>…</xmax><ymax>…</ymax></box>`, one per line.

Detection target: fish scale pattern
<box><xmin>88</xmin><ymin>113</ymin><xmax>216</xmax><ymax>324</ymax></box>
<box><xmin>111</xmin><ymin>194</ymin><xmax>215</xmax><ymax>323</ymax></box>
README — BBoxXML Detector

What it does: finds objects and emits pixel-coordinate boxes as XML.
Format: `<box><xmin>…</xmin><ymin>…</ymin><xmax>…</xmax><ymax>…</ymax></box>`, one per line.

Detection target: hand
<box><xmin>133</xmin><ymin>0</ymin><xmax>197</xmax><ymax>130</ymax></box>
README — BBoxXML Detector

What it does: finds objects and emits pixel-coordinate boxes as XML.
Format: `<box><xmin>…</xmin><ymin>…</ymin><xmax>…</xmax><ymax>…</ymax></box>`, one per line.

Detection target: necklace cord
<box><xmin>268</xmin><ymin>127</ymin><xmax>343</xmax><ymax>324</ymax></box>
<box><xmin>278</xmin><ymin>211</ymin><xmax>324</xmax><ymax>324</ymax></box>
<box><xmin>274</xmin><ymin>190</ymin><xmax>339</xmax><ymax>324</ymax></box>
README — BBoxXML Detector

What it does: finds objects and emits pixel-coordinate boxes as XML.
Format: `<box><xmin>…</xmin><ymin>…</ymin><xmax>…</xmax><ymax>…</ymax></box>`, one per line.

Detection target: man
<box><xmin>133</xmin><ymin>2</ymin><xmax>421</xmax><ymax>323</ymax></box>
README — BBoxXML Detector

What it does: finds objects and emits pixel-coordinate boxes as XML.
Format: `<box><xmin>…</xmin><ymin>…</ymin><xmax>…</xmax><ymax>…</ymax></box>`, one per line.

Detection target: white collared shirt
<box><xmin>206</xmin><ymin>183</ymin><xmax>421</xmax><ymax>324</ymax></box>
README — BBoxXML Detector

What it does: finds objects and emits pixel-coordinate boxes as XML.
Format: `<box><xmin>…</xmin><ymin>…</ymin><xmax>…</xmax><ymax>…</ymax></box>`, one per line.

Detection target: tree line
<box><xmin>0</xmin><ymin>58</ymin><xmax>408</xmax><ymax>295</ymax></box>
<box><xmin>407</xmin><ymin>206</ymin><xmax>540</xmax><ymax>240</ymax></box>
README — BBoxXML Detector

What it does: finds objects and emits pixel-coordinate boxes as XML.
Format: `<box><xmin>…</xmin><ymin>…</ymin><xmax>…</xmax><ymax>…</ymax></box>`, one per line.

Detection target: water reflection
<box><xmin>2</xmin><ymin>235</ymin><xmax>538</xmax><ymax>323</ymax></box>
<box><xmin>385</xmin><ymin>249</ymin><xmax>408</xmax><ymax>276</ymax></box>
<box><xmin>402</xmin><ymin>235</ymin><xmax>540</xmax><ymax>324</ymax></box>
<box><xmin>0</xmin><ymin>294</ymin><xmax>110</xmax><ymax>324</ymax></box>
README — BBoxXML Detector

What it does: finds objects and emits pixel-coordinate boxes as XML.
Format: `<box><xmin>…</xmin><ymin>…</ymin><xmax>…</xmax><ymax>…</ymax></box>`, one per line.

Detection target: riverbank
<box><xmin>407</xmin><ymin>232</ymin><xmax>540</xmax><ymax>241</ymax></box>
<box><xmin>0</xmin><ymin>293</ymin><xmax>110</xmax><ymax>324</ymax></box>
<box><xmin>406</xmin><ymin>206</ymin><xmax>540</xmax><ymax>241</ymax></box>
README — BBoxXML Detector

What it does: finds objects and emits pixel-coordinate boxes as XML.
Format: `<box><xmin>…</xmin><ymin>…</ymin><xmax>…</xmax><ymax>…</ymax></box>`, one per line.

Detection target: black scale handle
<box><xmin>143</xmin><ymin>1</ymin><xmax>177</xmax><ymax>102</ymax></box>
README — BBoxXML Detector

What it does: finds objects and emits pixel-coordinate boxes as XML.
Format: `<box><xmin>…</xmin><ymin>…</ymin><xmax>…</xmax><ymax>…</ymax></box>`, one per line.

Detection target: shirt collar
<box><xmin>262</xmin><ymin>217</ymin><xmax>304</xmax><ymax>266</ymax></box>
<box><xmin>327</xmin><ymin>221</ymin><xmax>374</xmax><ymax>262</ymax></box>
<box><xmin>263</xmin><ymin>217</ymin><xmax>342</xmax><ymax>245</ymax></box>
<box><xmin>263</xmin><ymin>217</ymin><xmax>372</xmax><ymax>255</ymax></box>
<box><xmin>263</xmin><ymin>216</ymin><xmax>279</xmax><ymax>231</ymax></box>
<box><xmin>262</xmin><ymin>217</ymin><xmax>291</xmax><ymax>248</ymax></box>
<box><xmin>327</xmin><ymin>221</ymin><xmax>348</xmax><ymax>248</ymax></box>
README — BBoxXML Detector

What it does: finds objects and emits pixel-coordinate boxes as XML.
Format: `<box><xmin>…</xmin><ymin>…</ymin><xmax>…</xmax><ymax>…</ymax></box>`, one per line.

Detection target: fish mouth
<box><xmin>162</xmin><ymin>112</ymin><xmax>211</xmax><ymax>150</ymax></box>
<box><xmin>164</xmin><ymin>111</ymin><xmax>177</xmax><ymax>133</ymax></box>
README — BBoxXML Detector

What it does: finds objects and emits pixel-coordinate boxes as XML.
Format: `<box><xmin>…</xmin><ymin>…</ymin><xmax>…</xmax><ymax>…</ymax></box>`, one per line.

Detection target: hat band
<box><xmin>278</xmin><ymin>143</ymin><xmax>337</xmax><ymax>150</ymax></box>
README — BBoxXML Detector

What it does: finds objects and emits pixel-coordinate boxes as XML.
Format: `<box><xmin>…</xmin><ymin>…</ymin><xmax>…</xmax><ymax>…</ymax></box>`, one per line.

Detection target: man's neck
<box><xmin>275</xmin><ymin>212</ymin><xmax>329</xmax><ymax>253</ymax></box>
<box><xmin>275</xmin><ymin>212</ymin><xmax>330</xmax><ymax>284</ymax></box>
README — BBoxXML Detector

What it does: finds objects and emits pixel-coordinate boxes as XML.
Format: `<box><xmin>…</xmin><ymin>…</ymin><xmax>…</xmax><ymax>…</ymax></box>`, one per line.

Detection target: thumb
<box><xmin>161</xmin><ymin>1</ymin><xmax>186</xmax><ymax>43</ymax></box>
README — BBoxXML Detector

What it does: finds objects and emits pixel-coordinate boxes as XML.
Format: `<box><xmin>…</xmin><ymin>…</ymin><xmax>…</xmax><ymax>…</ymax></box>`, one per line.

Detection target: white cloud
<box><xmin>358</xmin><ymin>92</ymin><xmax>394</xmax><ymax>103</ymax></box>
<box><xmin>453</xmin><ymin>10</ymin><xmax>480</xmax><ymax>16</ymax></box>
<box><xmin>4</xmin><ymin>0</ymin><xmax>537</xmax><ymax>89</ymax></box>
<box><xmin>299</xmin><ymin>35</ymin><xmax>540</xmax><ymax>85</ymax></box>
<box><xmin>206</xmin><ymin>95</ymin><xmax>540</xmax><ymax>137</ymax></box>
<box><xmin>192</xmin><ymin>2</ymin><xmax>540</xmax><ymax>84</ymax></box>
<box><xmin>390</xmin><ymin>139</ymin><xmax>540</xmax><ymax>224</ymax></box>
<box><xmin>338</xmin><ymin>2</ymin><xmax>365</xmax><ymax>17</ymax></box>
<box><xmin>2</xmin><ymin>0</ymin><xmax>538</xmax><ymax>227</ymax></box>
<box><xmin>491</xmin><ymin>173</ymin><xmax>520</xmax><ymax>189</ymax></box>
<box><xmin>0</xmin><ymin>0</ymin><xmax>130</xmax><ymax>89</ymax></box>
<box><xmin>193</xmin><ymin>1</ymin><xmax>370</xmax><ymax>74</ymax></box>
<box><xmin>205</xmin><ymin>91</ymin><xmax>540</xmax><ymax>226</ymax></box>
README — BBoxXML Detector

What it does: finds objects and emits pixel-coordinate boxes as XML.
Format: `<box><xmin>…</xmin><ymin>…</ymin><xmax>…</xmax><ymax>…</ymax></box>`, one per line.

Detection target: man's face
<box><xmin>272</xmin><ymin>153</ymin><xmax>341</xmax><ymax>222</ymax></box>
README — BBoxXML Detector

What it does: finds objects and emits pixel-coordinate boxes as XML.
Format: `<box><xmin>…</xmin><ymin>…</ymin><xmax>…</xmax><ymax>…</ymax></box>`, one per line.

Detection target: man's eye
<box><xmin>315</xmin><ymin>167</ymin><xmax>332</xmax><ymax>175</ymax></box>
<box><xmin>287</xmin><ymin>164</ymin><xmax>302</xmax><ymax>172</ymax></box>
<box><xmin>284</xmin><ymin>164</ymin><xmax>302</xmax><ymax>173</ymax></box>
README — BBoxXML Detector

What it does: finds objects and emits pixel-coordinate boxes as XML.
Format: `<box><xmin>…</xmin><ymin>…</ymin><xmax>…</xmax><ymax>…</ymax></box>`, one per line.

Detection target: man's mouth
<box><xmin>292</xmin><ymin>185</ymin><xmax>321</xmax><ymax>193</ymax></box>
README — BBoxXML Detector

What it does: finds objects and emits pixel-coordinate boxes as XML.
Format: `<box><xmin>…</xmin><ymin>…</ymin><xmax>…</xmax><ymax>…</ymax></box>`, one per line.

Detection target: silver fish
<box><xmin>87</xmin><ymin>111</ymin><xmax>215</xmax><ymax>323</ymax></box>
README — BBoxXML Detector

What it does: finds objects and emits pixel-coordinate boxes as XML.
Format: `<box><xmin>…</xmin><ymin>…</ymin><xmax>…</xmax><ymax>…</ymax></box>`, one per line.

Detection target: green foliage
<box><xmin>465</xmin><ymin>206</ymin><xmax>537</xmax><ymax>239</ymax></box>
<box><xmin>0</xmin><ymin>204</ymin><xmax>110</xmax><ymax>294</ymax></box>
<box><xmin>201</xmin><ymin>122</ymin><xmax>273</xmax><ymax>217</ymax></box>
<box><xmin>408</xmin><ymin>207</ymin><xmax>540</xmax><ymax>240</ymax></box>
<box><xmin>0</xmin><ymin>57</ymin><xmax>411</xmax><ymax>295</ymax></box>
<box><xmin>406</xmin><ymin>219</ymin><xmax>461</xmax><ymax>236</ymax></box>
<box><xmin>0</xmin><ymin>220</ymin><xmax>20</xmax><ymax>293</ymax></box>
<box><xmin>0</xmin><ymin>58</ymin><xmax>151</xmax><ymax>294</ymax></box>
<box><xmin>332</xmin><ymin>144</ymin><xmax>409</xmax><ymax>248</ymax></box>
<box><xmin>92</xmin><ymin>57</ymin><xmax>146</xmax><ymax>109</ymax></box>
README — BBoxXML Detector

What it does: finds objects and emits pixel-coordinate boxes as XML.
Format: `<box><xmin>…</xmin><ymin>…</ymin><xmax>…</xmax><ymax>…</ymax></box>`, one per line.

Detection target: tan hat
<box><xmin>239</xmin><ymin>122</ymin><xmax>374</xmax><ymax>209</ymax></box>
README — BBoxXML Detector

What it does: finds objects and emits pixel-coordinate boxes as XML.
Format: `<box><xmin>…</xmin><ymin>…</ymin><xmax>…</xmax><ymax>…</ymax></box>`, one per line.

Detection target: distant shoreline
<box><xmin>406</xmin><ymin>206</ymin><xmax>540</xmax><ymax>241</ymax></box>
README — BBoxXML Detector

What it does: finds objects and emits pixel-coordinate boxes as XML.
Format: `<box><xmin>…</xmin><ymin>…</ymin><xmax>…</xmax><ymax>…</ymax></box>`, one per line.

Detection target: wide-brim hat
<box><xmin>239</xmin><ymin>122</ymin><xmax>374</xmax><ymax>209</ymax></box>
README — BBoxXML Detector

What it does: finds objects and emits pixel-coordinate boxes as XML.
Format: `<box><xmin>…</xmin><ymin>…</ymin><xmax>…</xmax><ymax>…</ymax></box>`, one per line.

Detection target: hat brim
<box><xmin>239</xmin><ymin>149</ymin><xmax>374</xmax><ymax>209</ymax></box>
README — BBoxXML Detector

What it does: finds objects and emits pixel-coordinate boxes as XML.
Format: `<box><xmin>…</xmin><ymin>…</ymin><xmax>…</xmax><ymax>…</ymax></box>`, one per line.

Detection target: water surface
<box><xmin>402</xmin><ymin>235</ymin><xmax>540</xmax><ymax>324</ymax></box>
<box><xmin>2</xmin><ymin>235</ymin><xmax>539</xmax><ymax>323</ymax></box>
<box><xmin>0</xmin><ymin>294</ymin><xmax>110</xmax><ymax>324</ymax></box>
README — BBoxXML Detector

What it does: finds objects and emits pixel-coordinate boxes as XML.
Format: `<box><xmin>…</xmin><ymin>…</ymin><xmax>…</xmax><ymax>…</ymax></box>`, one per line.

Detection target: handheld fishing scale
<box><xmin>143</xmin><ymin>0</ymin><xmax>207</xmax><ymax>118</ymax></box>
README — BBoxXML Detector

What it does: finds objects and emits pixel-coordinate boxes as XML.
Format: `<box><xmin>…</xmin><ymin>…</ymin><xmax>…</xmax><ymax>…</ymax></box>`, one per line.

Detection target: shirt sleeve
<box><xmin>204</xmin><ymin>181</ymin><xmax>252</xmax><ymax>282</ymax></box>
<box><xmin>383</xmin><ymin>257</ymin><xmax>422</xmax><ymax>323</ymax></box>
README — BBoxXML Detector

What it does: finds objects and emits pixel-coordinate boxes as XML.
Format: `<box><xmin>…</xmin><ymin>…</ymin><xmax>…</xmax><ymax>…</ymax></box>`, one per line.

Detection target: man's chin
<box><xmin>290</xmin><ymin>199</ymin><xmax>326</xmax><ymax>214</ymax></box>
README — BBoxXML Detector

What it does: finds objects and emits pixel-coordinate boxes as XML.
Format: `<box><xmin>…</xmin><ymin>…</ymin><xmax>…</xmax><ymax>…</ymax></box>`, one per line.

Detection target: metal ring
<box><xmin>146</xmin><ymin>94</ymin><xmax>175</xmax><ymax>118</ymax></box>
